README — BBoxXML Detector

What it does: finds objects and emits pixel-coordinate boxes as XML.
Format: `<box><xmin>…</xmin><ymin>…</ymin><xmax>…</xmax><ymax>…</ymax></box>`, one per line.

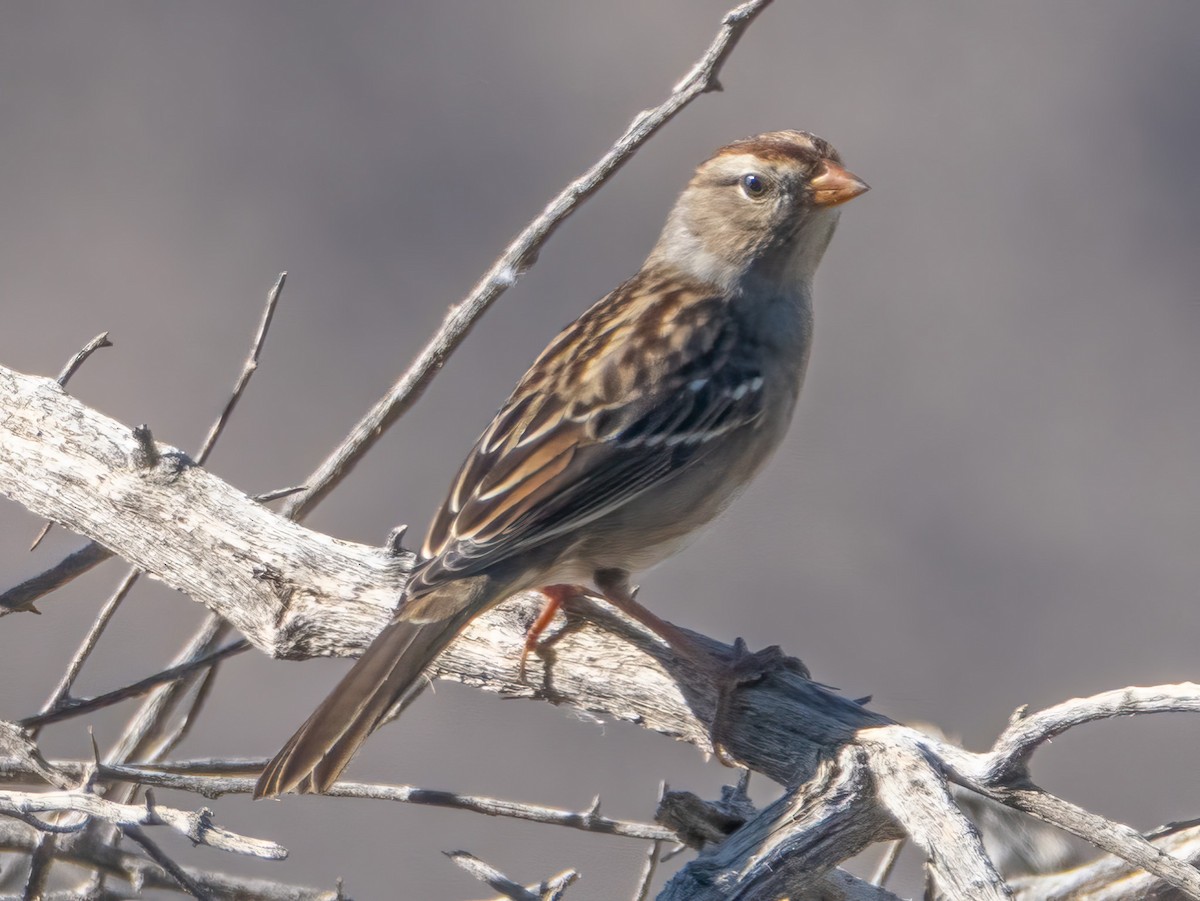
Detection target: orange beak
<box><xmin>810</xmin><ymin>161</ymin><xmax>870</xmax><ymax>208</ymax></box>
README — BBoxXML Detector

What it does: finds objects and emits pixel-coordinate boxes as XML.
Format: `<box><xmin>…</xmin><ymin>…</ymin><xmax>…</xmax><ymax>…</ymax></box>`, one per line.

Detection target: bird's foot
<box><xmin>710</xmin><ymin>639</ymin><xmax>809</xmax><ymax>766</ymax></box>
<box><xmin>518</xmin><ymin>583</ymin><xmax>588</xmax><ymax>679</ymax></box>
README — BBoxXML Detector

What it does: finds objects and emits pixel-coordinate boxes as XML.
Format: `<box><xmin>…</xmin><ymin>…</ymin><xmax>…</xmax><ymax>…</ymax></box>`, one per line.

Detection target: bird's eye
<box><xmin>740</xmin><ymin>173</ymin><xmax>768</xmax><ymax>199</ymax></box>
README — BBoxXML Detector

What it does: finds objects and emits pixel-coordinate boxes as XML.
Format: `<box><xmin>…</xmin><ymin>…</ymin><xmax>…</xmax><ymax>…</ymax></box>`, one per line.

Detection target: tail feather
<box><xmin>254</xmin><ymin>605</ymin><xmax>477</xmax><ymax>798</ymax></box>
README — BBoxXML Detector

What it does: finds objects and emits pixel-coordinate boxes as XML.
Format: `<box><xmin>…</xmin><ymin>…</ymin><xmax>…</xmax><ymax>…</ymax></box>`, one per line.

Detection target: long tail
<box><xmin>254</xmin><ymin>599</ymin><xmax>482</xmax><ymax>798</ymax></box>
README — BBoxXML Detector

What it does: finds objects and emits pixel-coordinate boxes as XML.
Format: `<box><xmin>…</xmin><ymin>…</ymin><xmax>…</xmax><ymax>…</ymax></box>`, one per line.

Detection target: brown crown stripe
<box><xmin>712</xmin><ymin>130</ymin><xmax>839</xmax><ymax>166</ymax></box>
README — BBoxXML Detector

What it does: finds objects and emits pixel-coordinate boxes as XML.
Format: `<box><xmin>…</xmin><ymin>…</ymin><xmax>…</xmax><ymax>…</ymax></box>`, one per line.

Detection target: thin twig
<box><xmin>631</xmin><ymin>780</ymin><xmax>669</xmax><ymax>901</ymax></box>
<box><xmin>153</xmin><ymin>652</ymin><xmax>222</xmax><ymax>753</ymax></box>
<box><xmin>0</xmin><ymin>543</ymin><xmax>112</xmax><ymax>615</ymax></box>
<box><xmin>15</xmin><ymin>760</ymin><xmax>678</xmax><ymax>841</ymax></box>
<box><xmin>447</xmin><ymin>851</ymin><xmax>578</xmax><ymax>901</ymax></box>
<box><xmin>0</xmin><ymin>750</ymin><xmax>679</xmax><ymax>843</ymax></box>
<box><xmin>104</xmin><ymin>616</ymin><xmax>229</xmax><ymax>767</ymax></box>
<box><xmin>447</xmin><ymin>851</ymin><xmax>537</xmax><ymax>901</ymax></box>
<box><xmin>122</xmin><ymin>824</ymin><xmax>211</xmax><ymax>900</ymax></box>
<box><xmin>278</xmin><ymin>0</ymin><xmax>774</xmax><ymax>523</ymax></box>
<box><xmin>631</xmin><ymin>839</ymin><xmax>663</xmax><ymax>901</ymax></box>
<box><xmin>323</xmin><ymin>780</ymin><xmax>676</xmax><ymax>841</ymax></box>
<box><xmin>56</xmin><ymin>332</ymin><xmax>113</xmax><ymax>388</ymax></box>
<box><xmin>30</xmin><ymin>568</ymin><xmax>142</xmax><ymax>738</ymax></box>
<box><xmin>254</xmin><ymin>485</ymin><xmax>308</xmax><ymax>504</ymax></box>
<box><xmin>194</xmin><ymin>272</ymin><xmax>285</xmax><ymax>466</ymax></box>
<box><xmin>26</xmin><ymin>521</ymin><xmax>53</xmax><ymax>554</ymax></box>
<box><xmin>21</xmin><ymin>641</ymin><xmax>250</xmax><ymax>729</ymax></box>
<box><xmin>871</xmin><ymin>839</ymin><xmax>905</xmax><ymax>887</ymax></box>
<box><xmin>0</xmin><ymin>819</ymin><xmax>338</xmax><ymax>901</ymax></box>
<box><xmin>24</xmin><ymin>276</ymin><xmax>288</xmax><ymax>891</ymax></box>
<box><xmin>0</xmin><ymin>787</ymin><xmax>286</xmax><ymax>859</ymax></box>
<box><xmin>985</xmin><ymin>684</ymin><xmax>1200</xmax><ymax>783</ymax></box>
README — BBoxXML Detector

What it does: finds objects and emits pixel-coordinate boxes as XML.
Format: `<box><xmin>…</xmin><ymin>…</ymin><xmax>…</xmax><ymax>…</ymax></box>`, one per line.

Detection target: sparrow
<box><xmin>255</xmin><ymin>130</ymin><xmax>868</xmax><ymax>798</ymax></box>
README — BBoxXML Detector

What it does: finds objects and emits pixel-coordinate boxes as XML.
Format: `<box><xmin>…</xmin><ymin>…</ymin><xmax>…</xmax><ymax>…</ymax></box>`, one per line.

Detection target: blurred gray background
<box><xmin>1</xmin><ymin>2</ymin><xmax>1198</xmax><ymax>898</ymax></box>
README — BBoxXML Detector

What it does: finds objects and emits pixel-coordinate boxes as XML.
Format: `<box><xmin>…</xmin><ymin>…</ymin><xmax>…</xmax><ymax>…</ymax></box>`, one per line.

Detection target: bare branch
<box><xmin>30</xmin><ymin>568</ymin><xmax>142</xmax><ymax>738</ymax></box>
<box><xmin>870</xmin><ymin>839</ymin><xmax>905</xmax><ymax>887</ymax></box>
<box><xmin>0</xmin><ymin>721</ymin><xmax>70</xmax><ymax>789</ymax></box>
<box><xmin>0</xmin><ymin>361</ymin><xmax>886</xmax><ymax>775</ymax></box>
<box><xmin>4</xmin><ymin>3</ymin><xmax>1197</xmax><ymax>895</ymax></box>
<box><xmin>905</xmin><ymin>685</ymin><xmax>1200</xmax><ymax>897</ymax></box>
<box><xmin>0</xmin><ymin>787</ymin><xmax>285</xmax><ymax>859</ymax></box>
<box><xmin>1008</xmin><ymin>821</ymin><xmax>1200</xmax><ymax>899</ymax></box>
<box><xmin>10</xmin><ymin>365</ymin><xmax>1200</xmax><ymax>895</ymax></box>
<box><xmin>320</xmin><ymin>780</ymin><xmax>674</xmax><ymax>842</ymax></box>
<box><xmin>658</xmin><ymin>744</ymin><xmax>896</xmax><ymax>900</ymax></box>
<box><xmin>446</xmin><ymin>850</ymin><xmax>578</xmax><ymax>901</ymax></box>
<box><xmin>121</xmin><ymin>822</ymin><xmax>211</xmax><ymax>899</ymax></box>
<box><xmin>862</xmin><ymin>730</ymin><xmax>1009</xmax><ymax>900</ymax></box>
<box><xmin>55</xmin><ymin>332</ymin><xmax>113</xmax><ymax>389</ymax></box>
<box><xmin>194</xmin><ymin>272</ymin><xmax>286</xmax><ymax>466</ymax></box>
<box><xmin>3</xmin><ymin>272</ymin><xmax>286</xmax><ymax>614</ymax></box>
<box><xmin>0</xmin><ymin>542</ymin><xmax>112</xmax><ymax>615</ymax></box>
<box><xmin>0</xmin><ymin>819</ymin><xmax>338</xmax><ymax>900</ymax></box>
<box><xmin>0</xmin><ymin>754</ymin><xmax>678</xmax><ymax>842</ymax></box>
<box><xmin>21</xmin><ymin>641</ymin><xmax>250</xmax><ymax>729</ymax></box>
<box><xmin>630</xmin><ymin>781</ymin><xmax>670</xmax><ymax>901</ymax></box>
<box><xmin>21</xmin><ymin>832</ymin><xmax>56</xmax><ymax>901</ymax></box>
<box><xmin>277</xmin><ymin>0</ymin><xmax>775</xmax><ymax>523</ymax></box>
<box><xmin>982</xmin><ymin>785</ymin><xmax>1200</xmax><ymax>899</ymax></box>
<box><xmin>630</xmin><ymin>839</ymin><xmax>663</xmax><ymax>901</ymax></box>
<box><xmin>986</xmin><ymin>684</ymin><xmax>1200</xmax><ymax>783</ymax></box>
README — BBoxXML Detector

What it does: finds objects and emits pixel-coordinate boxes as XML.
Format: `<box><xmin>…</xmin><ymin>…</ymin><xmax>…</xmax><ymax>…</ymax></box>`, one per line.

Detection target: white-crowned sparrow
<box><xmin>255</xmin><ymin>130</ymin><xmax>868</xmax><ymax>798</ymax></box>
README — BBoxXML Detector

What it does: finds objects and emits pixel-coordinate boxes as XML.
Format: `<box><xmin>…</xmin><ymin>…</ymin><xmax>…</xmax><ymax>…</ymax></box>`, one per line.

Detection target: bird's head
<box><xmin>649</xmin><ymin>130</ymin><xmax>868</xmax><ymax>294</ymax></box>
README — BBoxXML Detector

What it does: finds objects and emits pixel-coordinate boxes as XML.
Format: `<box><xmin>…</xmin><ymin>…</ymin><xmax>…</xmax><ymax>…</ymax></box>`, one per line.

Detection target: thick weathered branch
<box><xmin>6</xmin><ymin>363</ymin><xmax>1200</xmax><ymax>898</ymax></box>
<box><xmin>0</xmin><ymin>364</ymin><xmax>409</xmax><ymax>656</ymax></box>
<box><xmin>0</xmin><ymin>361</ymin><xmax>884</xmax><ymax>767</ymax></box>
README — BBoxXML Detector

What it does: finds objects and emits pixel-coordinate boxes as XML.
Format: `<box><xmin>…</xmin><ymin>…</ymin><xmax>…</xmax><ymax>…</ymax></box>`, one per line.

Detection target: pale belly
<box><xmin>547</xmin><ymin>387</ymin><xmax>797</xmax><ymax>583</ymax></box>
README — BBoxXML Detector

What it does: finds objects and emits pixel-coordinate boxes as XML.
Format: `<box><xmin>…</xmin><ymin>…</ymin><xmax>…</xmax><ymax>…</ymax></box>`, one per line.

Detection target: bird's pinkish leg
<box><xmin>519</xmin><ymin>583</ymin><xmax>588</xmax><ymax>677</ymax></box>
<box><xmin>593</xmin><ymin>567</ymin><xmax>808</xmax><ymax>766</ymax></box>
